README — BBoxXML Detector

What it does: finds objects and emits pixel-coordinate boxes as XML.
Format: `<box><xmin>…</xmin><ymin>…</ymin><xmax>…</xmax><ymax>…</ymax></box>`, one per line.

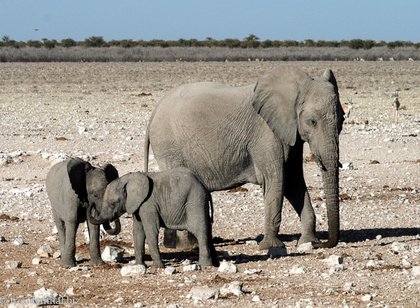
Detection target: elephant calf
<box><xmin>88</xmin><ymin>167</ymin><xmax>219</xmax><ymax>268</ymax></box>
<box><xmin>46</xmin><ymin>157</ymin><xmax>120</xmax><ymax>268</ymax></box>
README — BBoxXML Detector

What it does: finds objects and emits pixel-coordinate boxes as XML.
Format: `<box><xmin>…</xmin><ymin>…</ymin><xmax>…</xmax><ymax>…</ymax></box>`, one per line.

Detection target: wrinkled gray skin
<box><xmin>145</xmin><ymin>66</ymin><xmax>345</xmax><ymax>249</ymax></box>
<box><xmin>46</xmin><ymin>157</ymin><xmax>120</xmax><ymax>268</ymax></box>
<box><xmin>87</xmin><ymin>167</ymin><xmax>219</xmax><ymax>268</ymax></box>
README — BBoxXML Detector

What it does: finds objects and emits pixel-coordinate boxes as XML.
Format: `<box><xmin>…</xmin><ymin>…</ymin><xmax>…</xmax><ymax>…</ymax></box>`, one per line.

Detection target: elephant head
<box><xmin>252</xmin><ymin>66</ymin><xmax>345</xmax><ymax>248</ymax></box>
<box><xmin>88</xmin><ymin>172</ymin><xmax>151</xmax><ymax>224</ymax></box>
<box><xmin>73</xmin><ymin>160</ymin><xmax>121</xmax><ymax>235</ymax></box>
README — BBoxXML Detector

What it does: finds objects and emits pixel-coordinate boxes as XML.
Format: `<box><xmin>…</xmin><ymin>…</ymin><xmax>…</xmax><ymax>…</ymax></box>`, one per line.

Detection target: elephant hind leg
<box><xmin>61</xmin><ymin>222</ymin><xmax>78</xmax><ymax>268</ymax></box>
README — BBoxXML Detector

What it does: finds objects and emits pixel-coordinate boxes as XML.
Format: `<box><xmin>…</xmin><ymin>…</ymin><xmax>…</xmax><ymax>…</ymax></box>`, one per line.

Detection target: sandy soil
<box><xmin>0</xmin><ymin>61</ymin><xmax>419</xmax><ymax>307</ymax></box>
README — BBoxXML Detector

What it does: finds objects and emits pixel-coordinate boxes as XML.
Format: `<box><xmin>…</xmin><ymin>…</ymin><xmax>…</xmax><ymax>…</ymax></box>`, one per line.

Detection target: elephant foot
<box><xmin>258</xmin><ymin>235</ymin><xmax>285</xmax><ymax>250</ymax></box>
<box><xmin>89</xmin><ymin>258</ymin><xmax>105</xmax><ymax>267</ymax></box>
<box><xmin>152</xmin><ymin>260</ymin><xmax>165</xmax><ymax>268</ymax></box>
<box><xmin>198</xmin><ymin>258</ymin><xmax>214</xmax><ymax>267</ymax></box>
<box><xmin>60</xmin><ymin>259</ymin><xmax>76</xmax><ymax>268</ymax></box>
<box><xmin>297</xmin><ymin>234</ymin><xmax>320</xmax><ymax>246</ymax></box>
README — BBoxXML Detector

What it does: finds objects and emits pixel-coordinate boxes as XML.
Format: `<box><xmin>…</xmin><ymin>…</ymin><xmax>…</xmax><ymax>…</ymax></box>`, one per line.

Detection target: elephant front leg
<box><xmin>133</xmin><ymin>216</ymin><xmax>146</xmax><ymax>265</ymax></box>
<box><xmin>258</xmin><ymin>182</ymin><xmax>285</xmax><ymax>250</ymax></box>
<box><xmin>87</xmin><ymin>221</ymin><xmax>104</xmax><ymax>266</ymax></box>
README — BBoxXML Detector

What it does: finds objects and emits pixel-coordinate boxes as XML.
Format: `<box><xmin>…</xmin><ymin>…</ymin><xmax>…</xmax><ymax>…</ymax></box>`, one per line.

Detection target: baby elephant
<box><xmin>46</xmin><ymin>157</ymin><xmax>120</xmax><ymax>267</ymax></box>
<box><xmin>88</xmin><ymin>167</ymin><xmax>219</xmax><ymax>268</ymax></box>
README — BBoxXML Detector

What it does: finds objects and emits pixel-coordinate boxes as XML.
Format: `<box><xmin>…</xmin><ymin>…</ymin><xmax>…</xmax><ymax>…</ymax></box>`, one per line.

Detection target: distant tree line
<box><xmin>1</xmin><ymin>34</ymin><xmax>419</xmax><ymax>49</ymax></box>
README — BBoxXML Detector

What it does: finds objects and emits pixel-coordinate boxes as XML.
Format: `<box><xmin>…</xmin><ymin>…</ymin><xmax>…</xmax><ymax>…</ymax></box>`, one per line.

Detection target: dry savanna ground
<box><xmin>0</xmin><ymin>61</ymin><xmax>419</xmax><ymax>307</ymax></box>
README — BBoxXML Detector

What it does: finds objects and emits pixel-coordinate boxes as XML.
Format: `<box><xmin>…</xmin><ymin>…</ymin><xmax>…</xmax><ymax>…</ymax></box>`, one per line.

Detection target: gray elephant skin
<box><xmin>87</xmin><ymin>167</ymin><xmax>219</xmax><ymax>268</ymax></box>
<box><xmin>46</xmin><ymin>157</ymin><xmax>121</xmax><ymax>267</ymax></box>
<box><xmin>145</xmin><ymin>66</ymin><xmax>345</xmax><ymax>249</ymax></box>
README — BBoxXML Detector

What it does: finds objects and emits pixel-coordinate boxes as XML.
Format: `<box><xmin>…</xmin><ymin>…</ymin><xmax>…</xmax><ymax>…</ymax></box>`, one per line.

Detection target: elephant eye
<box><xmin>308</xmin><ymin>119</ymin><xmax>317</xmax><ymax>127</ymax></box>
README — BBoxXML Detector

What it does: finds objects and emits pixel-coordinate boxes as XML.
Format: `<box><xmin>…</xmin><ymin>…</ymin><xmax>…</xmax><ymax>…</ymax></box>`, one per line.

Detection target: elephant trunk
<box><xmin>102</xmin><ymin>219</ymin><xmax>121</xmax><ymax>235</ymax></box>
<box><xmin>87</xmin><ymin>204</ymin><xmax>109</xmax><ymax>225</ymax></box>
<box><xmin>320</xmin><ymin>165</ymin><xmax>340</xmax><ymax>248</ymax></box>
<box><xmin>312</xmin><ymin>139</ymin><xmax>340</xmax><ymax>248</ymax></box>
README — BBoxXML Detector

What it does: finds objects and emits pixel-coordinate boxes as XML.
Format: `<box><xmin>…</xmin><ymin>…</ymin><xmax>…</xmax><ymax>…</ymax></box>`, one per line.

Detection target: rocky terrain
<box><xmin>0</xmin><ymin>61</ymin><xmax>419</xmax><ymax>307</ymax></box>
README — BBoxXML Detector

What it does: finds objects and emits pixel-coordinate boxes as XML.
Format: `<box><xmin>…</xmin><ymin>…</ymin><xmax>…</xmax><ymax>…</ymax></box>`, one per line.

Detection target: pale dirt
<box><xmin>0</xmin><ymin>61</ymin><xmax>419</xmax><ymax>307</ymax></box>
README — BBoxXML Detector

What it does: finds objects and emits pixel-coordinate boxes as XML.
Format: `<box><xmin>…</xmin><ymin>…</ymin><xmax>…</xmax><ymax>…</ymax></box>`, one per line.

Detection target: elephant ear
<box><xmin>322</xmin><ymin>68</ymin><xmax>339</xmax><ymax>94</ymax></box>
<box><xmin>103</xmin><ymin>164</ymin><xmax>119</xmax><ymax>183</ymax></box>
<box><xmin>67</xmin><ymin>157</ymin><xmax>93</xmax><ymax>202</ymax></box>
<box><xmin>124</xmin><ymin>173</ymin><xmax>152</xmax><ymax>215</ymax></box>
<box><xmin>251</xmin><ymin>67</ymin><xmax>309</xmax><ymax>146</ymax></box>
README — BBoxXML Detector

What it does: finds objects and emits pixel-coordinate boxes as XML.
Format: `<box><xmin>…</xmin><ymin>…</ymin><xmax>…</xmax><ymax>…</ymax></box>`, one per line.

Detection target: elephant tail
<box><xmin>208</xmin><ymin>192</ymin><xmax>214</xmax><ymax>224</ymax></box>
<box><xmin>143</xmin><ymin>129</ymin><xmax>150</xmax><ymax>172</ymax></box>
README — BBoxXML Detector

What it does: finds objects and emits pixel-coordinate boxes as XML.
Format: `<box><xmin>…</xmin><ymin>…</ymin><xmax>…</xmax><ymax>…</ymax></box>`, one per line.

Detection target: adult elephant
<box><xmin>144</xmin><ymin>66</ymin><xmax>345</xmax><ymax>249</ymax></box>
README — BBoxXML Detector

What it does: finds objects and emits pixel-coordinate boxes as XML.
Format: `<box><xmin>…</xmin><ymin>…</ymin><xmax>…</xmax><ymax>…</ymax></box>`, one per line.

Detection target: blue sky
<box><xmin>1</xmin><ymin>0</ymin><xmax>419</xmax><ymax>42</ymax></box>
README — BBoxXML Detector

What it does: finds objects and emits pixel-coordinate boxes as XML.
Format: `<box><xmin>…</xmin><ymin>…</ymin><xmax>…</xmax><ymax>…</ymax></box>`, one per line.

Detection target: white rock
<box><xmin>252</xmin><ymin>295</ymin><xmax>261</xmax><ymax>302</ymax></box>
<box><xmin>267</xmin><ymin>246</ymin><xmax>287</xmax><ymax>257</ymax></box>
<box><xmin>120</xmin><ymin>264</ymin><xmax>147</xmax><ymax>277</ymax></box>
<box><xmin>37</xmin><ymin>244</ymin><xmax>53</xmax><ymax>258</ymax></box>
<box><xmin>243</xmin><ymin>268</ymin><xmax>262</xmax><ymax>275</ymax></box>
<box><xmin>33</xmin><ymin>287</ymin><xmax>59</xmax><ymax>305</ymax></box>
<box><xmin>391</xmin><ymin>241</ymin><xmax>410</xmax><ymax>254</ymax></box>
<box><xmin>165</xmin><ymin>266</ymin><xmax>177</xmax><ymax>275</ymax></box>
<box><xmin>412</xmin><ymin>266</ymin><xmax>420</xmax><ymax>278</ymax></box>
<box><xmin>361</xmin><ymin>294</ymin><xmax>372</xmax><ymax>302</ymax></box>
<box><xmin>218</xmin><ymin>260</ymin><xmax>238</xmax><ymax>273</ymax></box>
<box><xmin>66</xmin><ymin>287</ymin><xmax>76</xmax><ymax>296</ymax></box>
<box><xmin>8</xmin><ymin>301</ymin><xmax>38</xmax><ymax>308</ymax></box>
<box><xmin>32</xmin><ymin>257</ymin><xmax>42</xmax><ymax>265</ymax></box>
<box><xmin>219</xmin><ymin>281</ymin><xmax>244</xmax><ymax>297</ymax></box>
<box><xmin>69</xmin><ymin>266</ymin><xmax>89</xmax><ymax>272</ymax></box>
<box><xmin>101</xmin><ymin>245</ymin><xmax>124</xmax><ymax>263</ymax></box>
<box><xmin>52</xmin><ymin>251</ymin><xmax>61</xmax><ymax>259</ymax></box>
<box><xmin>51</xmin><ymin>225</ymin><xmax>58</xmax><ymax>234</ymax></box>
<box><xmin>13</xmin><ymin>237</ymin><xmax>24</xmax><ymax>245</ymax></box>
<box><xmin>322</xmin><ymin>255</ymin><xmax>343</xmax><ymax>267</ymax></box>
<box><xmin>188</xmin><ymin>285</ymin><xmax>219</xmax><ymax>301</ymax></box>
<box><xmin>290</xmin><ymin>265</ymin><xmax>306</xmax><ymax>275</ymax></box>
<box><xmin>183</xmin><ymin>264</ymin><xmax>201</xmax><ymax>272</ymax></box>
<box><xmin>5</xmin><ymin>260</ymin><xmax>23</xmax><ymax>269</ymax></box>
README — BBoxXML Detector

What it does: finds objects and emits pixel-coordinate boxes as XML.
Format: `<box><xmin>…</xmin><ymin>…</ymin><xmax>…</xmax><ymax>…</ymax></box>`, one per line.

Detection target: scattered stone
<box><xmin>297</xmin><ymin>242</ymin><xmax>314</xmax><ymax>253</ymax></box>
<box><xmin>51</xmin><ymin>225</ymin><xmax>58</xmax><ymax>234</ymax></box>
<box><xmin>33</xmin><ymin>287</ymin><xmax>59</xmax><ymax>305</ymax></box>
<box><xmin>66</xmin><ymin>287</ymin><xmax>76</xmax><ymax>296</ymax></box>
<box><xmin>37</xmin><ymin>244</ymin><xmax>53</xmax><ymax>258</ymax></box>
<box><xmin>361</xmin><ymin>294</ymin><xmax>372</xmax><ymax>302</ymax></box>
<box><xmin>32</xmin><ymin>257</ymin><xmax>42</xmax><ymax>265</ymax></box>
<box><xmin>376</xmin><ymin>235</ymin><xmax>383</xmax><ymax>240</ymax></box>
<box><xmin>187</xmin><ymin>285</ymin><xmax>219</xmax><ymax>301</ymax></box>
<box><xmin>120</xmin><ymin>264</ymin><xmax>147</xmax><ymax>277</ymax></box>
<box><xmin>244</xmin><ymin>268</ymin><xmax>262</xmax><ymax>275</ymax></box>
<box><xmin>13</xmin><ymin>237</ymin><xmax>24</xmax><ymax>246</ymax></box>
<box><xmin>343</xmin><ymin>282</ymin><xmax>355</xmax><ymax>292</ymax></box>
<box><xmin>69</xmin><ymin>266</ymin><xmax>90</xmax><ymax>272</ymax></box>
<box><xmin>101</xmin><ymin>245</ymin><xmax>124</xmax><ymax>263</ymax></box>
<box><xmin>267</xmin><ymin>246</ymin><xmax>287</xmax><ymax>257</ymax></box>
<box><xmin>0</xmin><ymin>235</ymin><xmax>6</xmax><ymax>242</ymax></box>
<box><xmin>52</xmin><ymin>251</ymin><xmax>61</xmax><ymax>259</ymax></box>
<box><xmin>252</xmin><ymin>295</ymin><xmax>261</xmax><ymax>302</ymax></box>
<box><xmin>5</xmin><ymin>260</ymin><xmax>23</xmax><ymax>269</ymax></box>
<box><xmin>219</xmin><ymin>281</ymin><xmax>244</xmax><ymax>297</ymax></box>
<box><xmin>165</xmin><ymin>266</ymin><xmax>177</xmax><ymax>275</ymax></box>
<box><xmin>390</xmin><ymin>241</ymin><xmax>410</xmax><ymax>254</ymax></box>
<box><xmin>183</xmin><ymin>264</ymin><xmax>201</xmax><ymax>272</ymax></box>
<box><xmin>290</xmin><ymin>265</ymin><xmax>306</xmax><ymax>274</ymax></box>
<box><xmin>340</xmin><ymin>162</ymin><xmax>354</xmax><ymax>170</ymax></box>
<box><xmin>322</xmin><ymin>255</ymin><xmax>343</xmax><ymax>267</ymax></box>
<box><xmin>245</xmin><ymin>240</ymin><xmax>258</xmax><ymax>245</ymax></box>
<box><xmin>412</xmin><ymin>266</ymin><xmax>420</xmax><ymax>278</ymax></box>
<box><xmin>218</xmin><ymin>260</ymin><xmax>238</xmax><ymax>273</ymax></box>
